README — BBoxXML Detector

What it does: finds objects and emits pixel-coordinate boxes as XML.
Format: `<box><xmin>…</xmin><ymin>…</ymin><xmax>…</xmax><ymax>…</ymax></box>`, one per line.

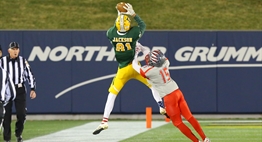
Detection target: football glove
<box><xmin>136</xmin><ymin>42</ymin><xmax>150</xmax><ymax>56</ymax></box>
<box><xmin>160</xmin><ymin>107</ymin><xmax>170</xmax><ymax>118</ymax></box>
<box><xmin>115</xmin><ymin>4</ymin><xmax>123</xmax><ymax>16</ymax></box>
<box><xmin>158</xmin><ymin>101</ymin><xmax>170</xmax><ymax>118</ymax></box>
<box><xmin>135</xmin><ymin>46</ymin><xmax>142</xmax><ymax>55</ymax></box>
<box><xmin>158</xmin><ymin>101</ymin><xmax>166</xmax><ymax>115</ymax></box>
<box><xmin>123</xmin><ymin>3</ymin><xmax>136</xmax><ymax>16</ymax></box>
<box><xmin>159</xmin><ymin>107</ymin><xmax>166</xmax><ymax>115</ymax></box>
<box><xmin>117</xmin><ymin>10</ymin><xmax>121</xmax><ymax>16</ymax></box>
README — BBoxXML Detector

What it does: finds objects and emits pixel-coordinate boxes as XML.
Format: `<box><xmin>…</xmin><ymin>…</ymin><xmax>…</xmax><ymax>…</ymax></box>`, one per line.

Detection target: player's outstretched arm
<box><xmin>136</xmin><ymin>42</ymin><xmax>150</xmax><ymax>55</ymax></box>
<box><xmin>123</xmin><ymin>3</ymin><xmax>136</xmax><ymax>17</ymax></box>
<box><xmin>133</xmin><ymin>15</ymin><xmax>146</xmax><ymax>35</ymax></box>
<box><xmin>123</xmin><ymin>3</ymin><xmax>146</xmax><ymax>35</ymax></box>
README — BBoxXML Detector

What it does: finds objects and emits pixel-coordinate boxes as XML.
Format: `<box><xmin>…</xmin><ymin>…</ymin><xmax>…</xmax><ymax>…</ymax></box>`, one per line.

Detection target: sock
<box><xmin>102</xmin><ymin>93</ymin><xmax>117</xmax><ymax>122</ymax></box>
<box><xmin>177</xmin><ymin>123</ymin><xmax>199</xmax><ymax>142</ymax></box>
<box><xmin>188</xmin><ymin>117</ymin><xmax>206</xmax><ymax>140</ymax></box>
<box><xmin>101</xmin><ymin>117</ymin><xmax>108</xmax><ymax>124</ymax></box>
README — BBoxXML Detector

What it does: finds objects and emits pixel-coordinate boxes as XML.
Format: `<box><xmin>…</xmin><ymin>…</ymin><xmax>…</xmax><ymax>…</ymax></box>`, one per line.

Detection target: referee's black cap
<box><xmin>9</xmin><ymin>42</ymin><xmax>20</xmax><ymax>49</ymax></box>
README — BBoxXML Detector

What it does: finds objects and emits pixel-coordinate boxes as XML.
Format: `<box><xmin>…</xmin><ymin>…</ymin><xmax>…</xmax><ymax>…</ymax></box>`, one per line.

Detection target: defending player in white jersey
<box><xmin>132</xmin><ymin>44</ymin><xmax>211</xmax><ymax>142</ymax></box>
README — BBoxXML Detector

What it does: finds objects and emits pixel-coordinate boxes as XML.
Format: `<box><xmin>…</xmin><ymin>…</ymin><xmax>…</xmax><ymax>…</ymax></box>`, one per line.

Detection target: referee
<box><xmin>0</xmin><ymin>42</ymin><xmax>36</xmax><ymax>142</ymax></box>
<box><xmin>0</xmin><ymin>65</ymin><xmax>16</xmax><ymax>131</ymax></box>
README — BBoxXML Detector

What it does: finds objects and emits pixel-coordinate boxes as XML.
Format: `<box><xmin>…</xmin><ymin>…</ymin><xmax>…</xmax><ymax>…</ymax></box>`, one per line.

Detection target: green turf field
<box><xmin>0</xmin><ymin>120</ymin><xmax>88</xmax><ymax>141</ymax></box>
<box><xmin>0</xmin><ymin>120</ymin><xmax>261</xmax><ymax>141</ymax></box>
<box><xmin>0</xmin><ymin>0</ymin><xmax>261</xmax><ymax>29</ymax></box>
<box><xmin>0</xmin><ymin>0</ymin><xmax>261</xmax><ymax>141</ymax></box>
<box><xmin>121</xmin><ymin>120</ymin><xmax>262</xmax><ymax>142</ymax></box>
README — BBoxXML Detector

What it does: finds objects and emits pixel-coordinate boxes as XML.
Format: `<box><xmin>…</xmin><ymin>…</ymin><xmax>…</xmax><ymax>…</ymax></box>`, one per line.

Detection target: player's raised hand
<box><xmin>135</xmin><ymin>46</ymin><xmax>142</xmax><ymax>55</ymax></box>
<box><xmin>117</xmin><ymin>10</ymin><xmax>121</xmax><ymax>16</ymax></box>
<box><xmin>123</xmin><ymin>3</ymin><xmax>136</xmax><ymax>16</ymax></box>
<box><xmin>115</xmin><ymin>6</ymin><xmax>121</xmax><ymax>16</ymax></box>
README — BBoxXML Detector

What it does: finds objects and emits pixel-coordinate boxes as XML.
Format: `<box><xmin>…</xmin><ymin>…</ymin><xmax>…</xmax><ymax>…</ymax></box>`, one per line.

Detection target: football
<box><xmin>116</xmin><ymin>2</ymin><xmax>127</xmax><ymax>12</ymax></box>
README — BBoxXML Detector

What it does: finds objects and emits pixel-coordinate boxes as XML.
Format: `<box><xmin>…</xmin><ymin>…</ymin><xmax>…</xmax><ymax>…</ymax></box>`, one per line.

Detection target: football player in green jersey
<box><xmin>93</xmin><ymin>3</ymin><xmax>167</xmax><ymax>135</ymax></box>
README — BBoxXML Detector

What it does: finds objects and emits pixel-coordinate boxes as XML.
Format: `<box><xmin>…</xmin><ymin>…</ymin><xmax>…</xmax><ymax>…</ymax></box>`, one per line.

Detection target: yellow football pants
<box><xmin>108</xmin><ymin>63</ymin><xmax>151</xmax><ymax>95</ymax></box>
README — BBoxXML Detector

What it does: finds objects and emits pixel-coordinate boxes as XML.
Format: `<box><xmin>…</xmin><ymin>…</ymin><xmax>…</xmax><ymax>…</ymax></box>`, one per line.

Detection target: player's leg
<box><xmin>105</xmin><ymin>65</ymin><xmax>132</xmax><ymax>119</ymax></box>
<box><xmin>177</xmin><ymin>89</ymin><xmax>209</xmax><ymax>141</ymax></box>
<box><xmin>14</xmin><ymin>92</ymin><xmax>26</xmax><ymax>142</ymax></box>
<box><xmin>3</xmin><ymin>101</ymin><xmax>13</xmax><ymax>141</ymax></box>
<box><xmin>92</xmin><ymin>93</ymin><xmax>115</xmax><ymax>135</ymax></box>
<box><xmin>164</xmin><ymin>91</ymin><xmax>199</xmax><ymax>142</ymax></box>
<box><xmin>93</xmin><ymin>66</ymin><xmax>130</xmax><ymax>135</ymax></box>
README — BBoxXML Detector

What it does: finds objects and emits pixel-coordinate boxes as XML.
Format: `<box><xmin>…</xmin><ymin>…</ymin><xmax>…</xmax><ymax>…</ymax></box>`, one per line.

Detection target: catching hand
<box><xmin>123</xmin><ymin>3</ymin><xmax>136</xmax><ymax>16</ymax></box>
<box><xmin>117</xmin><ymin>10</ymin><xmax>121</xmax><ymax>16</ymax></box>
<box><xmin>115</xmin><ymin>4</ymin><xmax>122</xmax><ymax>16</ymax></box>
<box><xmin>118</xmin><ymin>11</ymin><xmax>120</xmax><ymax>16</ymax></box>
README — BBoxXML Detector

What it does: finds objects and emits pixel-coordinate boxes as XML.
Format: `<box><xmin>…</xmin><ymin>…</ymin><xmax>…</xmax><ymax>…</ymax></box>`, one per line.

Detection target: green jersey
<box><xmin>106</xmin><ymin>15</ymin><xmax>146</xmax><ymax>68</ymax></box>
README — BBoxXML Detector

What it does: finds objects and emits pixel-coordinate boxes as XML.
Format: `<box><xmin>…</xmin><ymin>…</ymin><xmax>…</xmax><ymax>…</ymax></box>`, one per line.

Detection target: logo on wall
<box><xmin>27</xmin><ymin>45</ymin><xmax>262</xmax><ymax>98</ymax></box>
<box><xmin>28</xmin><ymin>45</ymin><xmax>261</xmax><ymax>63</ymax></box>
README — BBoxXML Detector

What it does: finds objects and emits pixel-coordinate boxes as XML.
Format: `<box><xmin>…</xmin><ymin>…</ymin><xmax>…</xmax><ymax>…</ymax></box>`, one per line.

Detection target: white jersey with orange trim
<box><xmin>139</xmin><ymin>59</ymin><xmax>179</xmax><ymax>98</ymax></box>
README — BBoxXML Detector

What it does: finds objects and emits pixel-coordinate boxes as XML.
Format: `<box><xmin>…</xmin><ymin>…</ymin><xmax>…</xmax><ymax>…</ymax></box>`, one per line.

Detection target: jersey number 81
<box><xmin>116</xmin><ymin>43</ymin><xmax>132</xmax><ymax>51</ymax></box>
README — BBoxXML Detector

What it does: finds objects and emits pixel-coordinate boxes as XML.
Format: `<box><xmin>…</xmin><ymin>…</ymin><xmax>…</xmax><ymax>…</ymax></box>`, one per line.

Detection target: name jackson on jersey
<box><xmin>112</xmin><ymin>37</ymin><xmax>133</xmax><ymax>42</ymax></box>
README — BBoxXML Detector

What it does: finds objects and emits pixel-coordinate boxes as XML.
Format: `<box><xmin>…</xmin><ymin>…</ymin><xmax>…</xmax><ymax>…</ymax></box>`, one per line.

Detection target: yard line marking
<box><xmin>24</xmin><ymin>121</ymin><xmax>167</xmax><ymax>142</ymax></box>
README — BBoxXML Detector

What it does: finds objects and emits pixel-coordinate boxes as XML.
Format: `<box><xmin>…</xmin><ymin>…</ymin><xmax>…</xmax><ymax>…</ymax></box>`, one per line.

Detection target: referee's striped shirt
<box><xmin>0</xmin><ymin>55</ymin><xmax>36</xmax><ymax>92</ymax></box>
<box><xmin>0</xmin><ymin>66</ymin><xmax>16</xmax><ymax>105</ymax></box>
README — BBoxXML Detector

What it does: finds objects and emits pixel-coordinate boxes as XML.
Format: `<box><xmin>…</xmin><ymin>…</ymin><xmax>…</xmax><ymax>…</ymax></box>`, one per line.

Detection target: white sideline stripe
<box><xmin>24</xmin><ymin>121</ymin><xmax>167</xmax><ymax>142</ymax></box>
<box><xmin>55</xmin><ymin>74</ymin><xmax>116</xmax><ymax>98</ymax></box>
